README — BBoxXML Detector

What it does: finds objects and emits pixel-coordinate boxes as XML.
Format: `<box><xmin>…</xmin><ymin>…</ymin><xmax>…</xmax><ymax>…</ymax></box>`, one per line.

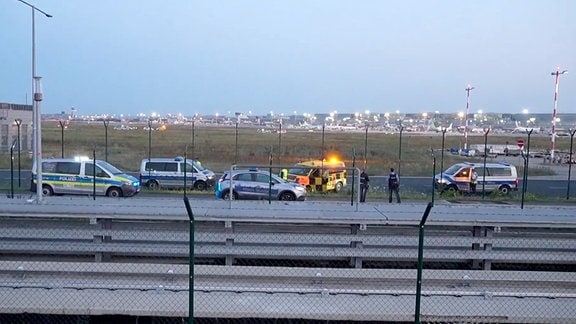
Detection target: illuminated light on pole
<box><xmin>58</xmin><ymin>119</ymin><xmax>65</xmax><ymax>158</ymax></box>
<box><xmin>464</xmin><ymin>85</ymin><xmax>474</xmax><ymax>150</ymax></box>
<box><xmin>567</xmin><ymin>129</ymin><xmax>576</xmax><ymax>200</ymax></box>
<box><xmin>364</xmin><ymin>122</ymin><xmax>368</xmax><ymax>169</ymax></box>
<box><xmin>103</xmin><ymin>119</ymin><xmax>109</xmax><ymax>162</ymax></box>
<box><xmin>33</xmin><ymin>77</ymin><xmax>44</xmax><ymax>201</ymax></box>
<box><xmin>398</xmin><ymin>123</ymin><xmax>404</xmax><ymax>177</ymax></box>
<box><xmin>550</xmin><ymin>68</ymin><xmax>567</xmax><ymax>161</ymax></box>
<box><xmin>16</xmin><ymin>0</ymin><xmax>52</xmax><ymax>202</ymax></box>
<box><xmin>15</xmin><ymin>119</ymin><xmax>22</xmax><ymax>187</ymax></box>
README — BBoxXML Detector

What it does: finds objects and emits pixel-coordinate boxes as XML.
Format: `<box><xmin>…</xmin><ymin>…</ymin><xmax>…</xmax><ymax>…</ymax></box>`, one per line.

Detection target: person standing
<box><xmin>359</xmin><ymin>168</ymin><xmax>370</xmax><ymax>202</ymax></box>
<box><xmin>470</xmin><ymin>169</ymin><xmax>478</xmax><ymax>194</ymax></box>
<box><xmin>388</xmin><ymin>168</ymin><xmax>401</xmax><ymax>203</ymax></box>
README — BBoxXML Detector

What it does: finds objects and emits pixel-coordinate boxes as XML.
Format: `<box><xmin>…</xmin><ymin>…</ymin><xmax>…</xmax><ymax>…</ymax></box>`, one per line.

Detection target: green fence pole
<box><xmin>183</xmin><ymin>197</ymin><xmax>195</xmax><ymax>324</ymax></box>
<box><xmin>415</xmin><ymin>202</ymin><xmax>433</xmax><ymax>324</ymax></box>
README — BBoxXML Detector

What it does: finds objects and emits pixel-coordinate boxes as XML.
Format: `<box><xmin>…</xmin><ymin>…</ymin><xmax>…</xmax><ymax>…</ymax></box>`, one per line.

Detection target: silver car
<box><xmin>215</xmin><ymin>169</ymin><xmax>307</xmax><ymax>201</ymax></box>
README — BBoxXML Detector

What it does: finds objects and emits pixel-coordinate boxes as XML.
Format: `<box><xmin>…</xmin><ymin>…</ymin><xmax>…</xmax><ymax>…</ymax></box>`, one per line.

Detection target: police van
<box><xmin>32</xmin><ymin>157</ymin><xmax>140</xmax><ymax>197</ymax></box>
<box><xmin>139</xmin><ymin>157</ymin><xmax>215</xmax><ymax>190</ymax></box>
<box><xmin>434</xmin><ymin>162</ymin><xmax>518</xmax><ymax>195</ymax></box>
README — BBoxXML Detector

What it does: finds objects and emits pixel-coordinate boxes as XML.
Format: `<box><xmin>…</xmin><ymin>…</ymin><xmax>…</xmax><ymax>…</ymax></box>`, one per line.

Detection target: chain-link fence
<box><xmin>0</xmin><ymin>197</ymin><xmax>575</xmax><ymax>323</ymax></box>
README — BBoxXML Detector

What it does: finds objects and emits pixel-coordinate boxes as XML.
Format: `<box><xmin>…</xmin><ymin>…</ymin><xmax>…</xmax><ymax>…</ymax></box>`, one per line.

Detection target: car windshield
<box><xmin>97</xmin><ymin>160</ymin><xmax>123</xmax><ymax>175</ymax></box>
<box><xmin>192</xmin><ymin>160</ymin><xmax>206</xmax><ymax>171</ymax></box>
<box><xmin>444</xmin><ymin>164</ymin><xmax>463</xmax><ymax>176</ymax></box>
<box><xmin>288</xmin><ymin>167</ymin><xmax>311</xmax><ymax>176</ymax></box>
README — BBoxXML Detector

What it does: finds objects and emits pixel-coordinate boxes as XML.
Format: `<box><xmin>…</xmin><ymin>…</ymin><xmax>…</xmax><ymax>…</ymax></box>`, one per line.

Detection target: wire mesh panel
<box><xmin>0</xmin><ymin>198</ymin><xmax>575</xmax><ymax>323</ymax></box>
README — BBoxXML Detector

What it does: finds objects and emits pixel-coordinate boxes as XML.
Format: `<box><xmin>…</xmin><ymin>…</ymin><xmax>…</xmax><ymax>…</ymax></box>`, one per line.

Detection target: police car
<box><xmin>434</xmin><ymin>162</ymin><xmax>518</xmax><ymax>195</ymax></box>
<box><xmin>215</xmin><ymin>168</ymin><xmax>307</xmax><ymax>201</ymax></box>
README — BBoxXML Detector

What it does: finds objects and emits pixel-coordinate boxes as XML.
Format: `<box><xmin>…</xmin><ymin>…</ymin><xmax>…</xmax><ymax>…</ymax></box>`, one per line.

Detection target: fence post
<box><xmin>415</xmin><ymin>202</ymin><xmax>434</xmax><ymax>324</ymax></box>
<box><xmin>183</xmin><ymin>197</ymin><xmax>195</xmax><ymax>324</ymax></box>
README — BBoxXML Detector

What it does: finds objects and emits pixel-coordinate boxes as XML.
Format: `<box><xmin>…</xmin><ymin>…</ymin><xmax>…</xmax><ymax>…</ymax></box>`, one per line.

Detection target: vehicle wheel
<box><xmin>194</xmin><ymin>181</ymin><xmax>207</xmax><ymax>191</ymax></box>
<box><xmin>147</xmin><ymin>181</ymin><xmax>159</xmax><ymax>190</ymax></box>
<box><xmin>499</xmin><ymin>185</ymin><xmax>511</xmax><ymax>195</ymax></box>
<box><xmin>222</xmin><ymin>190</ymin><xmax>237</xmax><ymax>200</ymax></box>
<box><xmin>442</xmin><ymin>185</ymin><xmax>459</xmax><ymax>195</ymax></box>
<box><xmin>42</xmin><ymin>185</ymin><xmax>54</xmax><ymax>196</ymax></box>
<box><xmin>107</xmin><ymin>187</ymin><xmax>123</xmax><ymax>198</ymax></box>
<box><xmin>334</xmin><ymin>181</ymin><xmax>343</xmax><ymax>193</ymax></box>
<box><xmin>279</xmin><ymin>192</ymin><xmax>296</xmax><ymax>201</ymax></box>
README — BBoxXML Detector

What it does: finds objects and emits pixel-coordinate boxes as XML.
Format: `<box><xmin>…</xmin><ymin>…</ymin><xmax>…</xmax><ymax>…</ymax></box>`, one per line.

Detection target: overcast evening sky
<box><xmin>1</xmin><ymin>0</ymin><xmax>575</xmax><ymax>118</ymax></box>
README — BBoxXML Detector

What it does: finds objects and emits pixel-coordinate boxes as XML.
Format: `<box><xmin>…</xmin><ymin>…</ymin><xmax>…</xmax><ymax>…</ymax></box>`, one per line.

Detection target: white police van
<box><xmin>434</xmin><ymin>162</ymin><xmax>518</xmax><ymax>195</ymax></box>
<box><xmin>32</xmin><ymin>157</ymin><xmax>140</xmax><ymax>197</ymax></box>
<box><xmin>139</xmin><ymin>157</ymin><xmax>215</xmax><ymax>190</ymax></box>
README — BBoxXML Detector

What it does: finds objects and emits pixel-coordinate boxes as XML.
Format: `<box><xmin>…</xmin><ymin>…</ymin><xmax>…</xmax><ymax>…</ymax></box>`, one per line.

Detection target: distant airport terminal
<box><xmin>2</xmin><ymin>101</ymin><xmax>576</xmax><ymax>153</ymax></box>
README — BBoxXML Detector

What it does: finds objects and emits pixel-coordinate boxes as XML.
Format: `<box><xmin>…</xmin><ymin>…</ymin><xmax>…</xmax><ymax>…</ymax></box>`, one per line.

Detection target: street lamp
<box><xmin>103</xmin><ymin>119</ymin><xmax>110</xmax><ymax>162</ymax></box>
<box><xmin>321</xmin><ymin>123</ymin><xmax>326</xmax><ymax>160</ymax></box>
<box><xmin>550</xmin><ymin>68</ymin><xmax>568</xmax><ymax>161</ymax></box>
<box><xmin>33</xmin><ymin>76</ymin><xmax>44</xmax><ymax>201</ymax></box>
<box><xmin>440</xmin><ymin>126</ymin><xmax>447</xmax><ymax>184</ymax></box>
<box><xmin>58</xmin><ymin>119</ymin><xmax>65</xmax><ymax>158</ymax></box>
<box><xmin>364</xmin><ymin>122</ymin><xmax>369</xmax><ymax>169</ymax></box>
<box><xmin>398</xmin><ymin>123</ymin><xmax>404</xmax><ymax>176</ymax></box>
<box><xmin>520</xmin><ymin>129</ymin><xmax>534</xmax><ymax>209</ymax></box>
<box><xmin>191</xmin><ymin>120</ymin><xmax>195</xmax><ymax>159</ymax></box>
<box><xmin>277</xmin><ymin>120</ymin><xmax>282</xmax><ymax>164</ymax></box>
<box><xmin>567</xmin><ymin>129</ymin><xmax>576</xmax><ymax>200</ymax></box>
<box><xmin>10</xmin><ymin>138</ymin><xmax>18</xmax><ymax>198</ymax></box>
<box><xmin>235</xmin><ymin>121</ymin><xmax>239</xmax><ymax>164</ymax></box>
<box><xmin>464</xmin><ymin>85</ymin><xmax>475</xmax><ymax>150</ymax></box>
<box><xmin>147</xmin><ymin>119</ymin><xmax>152</xmax><ymax>163</ymax></box>
<box><xmin>14</xmin><ymin>119</ymin><xmax>22</xmax><ymax>187</ymax></box>
<box><xmin>16</xmin><ymin>0</ymin><xmax>52</xmax><ymax>202</ymax></box>
<box><xmin>482</xmin><ymin>128</ymin><xmax>490</xmax><ymax>199</ymax></box>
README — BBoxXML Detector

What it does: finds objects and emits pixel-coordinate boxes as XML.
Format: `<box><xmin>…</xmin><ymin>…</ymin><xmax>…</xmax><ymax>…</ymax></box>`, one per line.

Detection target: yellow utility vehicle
<box><xmin>287</xmin><ymin>158</ymin><xmax>347</xmax><ymax>192</ymax></box>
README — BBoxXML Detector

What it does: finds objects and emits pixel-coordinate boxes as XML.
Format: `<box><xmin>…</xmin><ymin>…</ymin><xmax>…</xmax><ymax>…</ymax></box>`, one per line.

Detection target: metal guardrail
<box><xmin>1</xmin><ymin>261</ymin><xmax>575</xmax><ymax>321</ymax></box>
<box><xmin>1</xmin><ymin>198</ymin><xmax>576</xmax><ymax>322</ymax></box>
<box><xmin>1</xmin><ymin>213</ymin><xmax>576</xmax><ymax>268</ymax></box>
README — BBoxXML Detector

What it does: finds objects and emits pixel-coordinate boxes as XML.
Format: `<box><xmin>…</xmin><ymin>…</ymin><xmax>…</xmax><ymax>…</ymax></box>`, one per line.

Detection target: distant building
<box><xmin>0</xmin><ymin>102</ymin><xmax>33</xmax><ymax>153</ymax></box>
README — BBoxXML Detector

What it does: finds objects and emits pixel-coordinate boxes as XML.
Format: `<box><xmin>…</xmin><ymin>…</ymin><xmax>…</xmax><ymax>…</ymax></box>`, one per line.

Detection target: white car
<box><xmin>215</xmin><ymin>169</ymin><xmax>307</xmax><ymax>201</ymax></box>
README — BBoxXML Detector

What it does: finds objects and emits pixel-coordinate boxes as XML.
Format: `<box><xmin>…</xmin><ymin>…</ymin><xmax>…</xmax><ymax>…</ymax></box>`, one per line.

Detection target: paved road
<box><xmin>2</xmin><ymin>163</ymin><xmax>576</xmax><ymax>199</ymax></box>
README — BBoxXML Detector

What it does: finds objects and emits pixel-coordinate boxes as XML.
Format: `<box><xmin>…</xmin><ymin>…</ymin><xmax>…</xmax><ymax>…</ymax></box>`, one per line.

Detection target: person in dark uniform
<box><xmin>470</xmin><ymin>169</ymin><xmax>478</xmax><ymax>194</ymax></box>
<box><xmin>359</xmin><ymin>168</ymin><xmax>370</xmax><ymax>202</ymax></box>
<box><xmin>388</xmin><ymin>168</ymin><xmax>401</xmax><ymax>203</ymax></box>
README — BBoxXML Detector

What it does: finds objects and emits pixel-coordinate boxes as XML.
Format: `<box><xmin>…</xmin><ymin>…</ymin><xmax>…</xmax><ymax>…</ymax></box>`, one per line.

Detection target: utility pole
<box><xmin>550</xmin><ymin>68</ymin><xmax>568</xmax><ymax>161</ymax></box>
<box><xmin>464</xmin><ymin>85</ymin><xmax>474</xmax><ymax>150</ymax></box>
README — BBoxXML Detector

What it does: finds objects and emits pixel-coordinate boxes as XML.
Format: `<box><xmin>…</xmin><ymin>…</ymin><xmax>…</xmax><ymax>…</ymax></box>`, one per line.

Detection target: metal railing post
<box><xmin>183</xmin><ymin>197</ymin><xmax>195</xmax><ymax>324</ymax></box>
<box><xmin>415</xmin><ymin>202</ymin><xmax>434</xmax><ymax>323</ymax></box>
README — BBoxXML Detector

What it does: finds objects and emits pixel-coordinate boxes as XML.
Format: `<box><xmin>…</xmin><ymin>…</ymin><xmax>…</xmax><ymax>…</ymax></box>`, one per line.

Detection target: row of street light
<box><xmin>11</xmin><ymin>1</ymin><xmax>569</xmax><ymax>205</ymax></box>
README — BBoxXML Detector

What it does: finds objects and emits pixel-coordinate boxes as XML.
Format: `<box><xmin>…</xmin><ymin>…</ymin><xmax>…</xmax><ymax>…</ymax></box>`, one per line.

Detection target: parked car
<box><xmin>434</xmin><ymin>162</ymin><xmax>518</xmax><ymax>195</ymax></box>
<box><xmin>215</xmin><ymin>168</ymin><xmax>307</xmax><ymax>201</ymax></box>
<box><xmin>140</xmin><ymin>157</ymin><xmax>215</xmax><ymax>190</ymax></box>
<box><xmin>32</xmin><ymin>157</ymin><xmax>140</xmax><ymax>197</ymax></box>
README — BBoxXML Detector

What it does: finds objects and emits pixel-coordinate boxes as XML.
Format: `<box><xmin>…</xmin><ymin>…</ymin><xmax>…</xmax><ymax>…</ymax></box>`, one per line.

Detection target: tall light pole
<box><xmin>103</xmin><ymin>119</ymin><xmax>110</xmax><ymax>162</ymax></box>
<box><xmin>464</xmin><ymin>85</ymin><xmax>474</xmax><ymax>150</ymax></box>
<box><xmin>278</xmin><ymin>120</ymin><xmax>282</xmax><ymax>164</ymax></box>
<box><xmin>398</xmin><ymin>123</ymin><xmax>404</xmax><ymax>177</ymax></box>
<box><xmin>33</xmin><ymin>77</ymin><xmax>43</xmax><ymax>200</ymax></box>
<box><xmin>58</xmin><ymin>119</ymin><xmax>65</xmax><ymax>158</ymax></box>
<box><xmin>16</xmin><ymin>0</ymin><xmax>52</xmax><ymax>202</ymax></box>
<box><xmin>364</xmin><ymin>122</ymin><xmax>368</xmax><ymax>169</ymax></box>
<box><xmin>567</xmin><ymin>129</ymin><xmax>576</xmax><ymax>200</ymax></box>
<box><xmin>15</xmin><ymin>119</ymin><xmax>22</xmax><ymax>187</ymax></box>
<box><xmin>191</xmin><ymin>120</ymin><xmax>195</xmax><ymax>159</ymax></box>
<box><xmin>550</xmin><ymin>68</ymin><xmax>568</xmax><ymax>161</ymax></box>
<box><xmin>147</xmin><ymin>119</ymin><xmax>152</xmax><ymax>163</ymax></box>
